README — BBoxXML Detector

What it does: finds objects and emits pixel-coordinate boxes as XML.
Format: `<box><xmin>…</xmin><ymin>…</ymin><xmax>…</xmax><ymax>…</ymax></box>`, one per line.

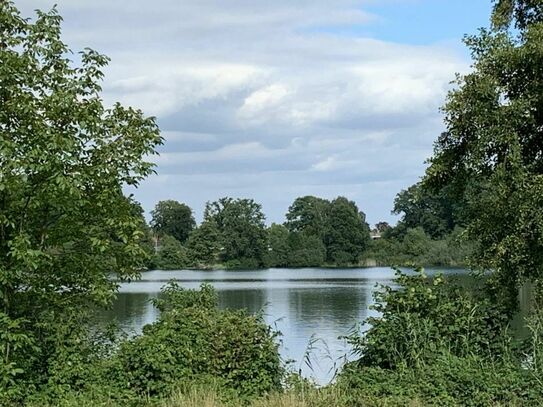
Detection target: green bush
<box><xmin>152</xmin><ymin>235</ymin><xmax>190</xmax><ymax>270</ymax></box>
<box><xmin>347</xmin><ymin>269</ymin><xmax>509</xmax><ymax>369</ymax></box>
<box><xmin>338</xmin><ymin>355</ymin><xmax>543</xmax><ymax>406</ymax></box>
<box><xmin>114</xmin><ymin>283</ymin><xmax>283</xmax><ymax>399</ymax></box>
<box><xmin>364</xmin><ymin>227</ymin><xmax>474</xmax><ymax>267</ymax></box>
<box><xmin>338</xmin><ymin>268</ymin><xmax>543</xmax><ymax>406</ymax></box>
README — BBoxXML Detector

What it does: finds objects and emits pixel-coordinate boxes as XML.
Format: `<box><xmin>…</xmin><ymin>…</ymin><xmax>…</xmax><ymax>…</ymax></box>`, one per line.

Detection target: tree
<box><xmin>392</xmin><ymin>183</ymin><xmax>459</xmax><ymax>239</ymax></box>
<box><xmin>287</xmin><ymin>232</ymin><xmax>326</xmax><ymax>267</ymax></box>
<box><xmin>129</xmin><ymin>198</ymin><xmax>156</xmax><ymax>267</ymax></box>
<box><xmin>285</xmin><ymin>196</ymin><xmax>329</xmax><ymax>239</ymax></box>
<box><xmin>374</xmin><ymin>222</ymin><xmax>392</xmax><ymax>234</ymax></box>
<box><xmin>150</xmin><ymin>200</ymin><xmax>195</xmax><ymax>244</ymax></box>
<box><xmin>204</xmin><ymin>198</ymin><xmax>268</xmax><ymax>268</ymax></box>
<box><xmin>0</xmin><ymin>3</ymin><xmax>161</xmax><ymax>394</ymax></box>
<box><xmin>324</xmin><ymin>197</ymin><xmax>371</xmax><ymax>265</ymax></box>
<box><xmin>424</xmin><ymin>0</ymin><xmax>543</xmax><ymax>309</ymax></box>
<box><xmin>492</xmin><ymin>0</ymin><xmax>543</xmax><ymax>30</ymax></box>
<box><xmin>265</xmin><ymin>223</ymin><xmax>290</xmax><ymax>267</ymax></box>
<box><xmin>153</xmin><ymin>235</ymin><xmax>190</xmax><ymax>270</ymax></box>
<box><xmin>186</xmin><ymin>221</ymin><xmax>222</xmax><ymax>268</ymax></box>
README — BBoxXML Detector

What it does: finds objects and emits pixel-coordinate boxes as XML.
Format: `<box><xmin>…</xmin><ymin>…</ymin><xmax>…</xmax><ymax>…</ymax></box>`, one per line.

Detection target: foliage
<box><xmin>324</xmin><ymin>197</ymin><xmax>371</xmax><ymax>266</ymax></box>
<box><xmin>128</xmin><ymin>199</ymin><xmax>157</xmax><ymax>267</ymax></box>
<box><xmin>114</xmin><ymin>283</ymin><xmax>283</xmax><ymax>399</ymax></box>
<box><xmin>265</xmin><ymin>224</ymin><xmax>290</xmax><ymax>268</ymax></box>
<box><xmin>392</xmin><ymin>183</ymin><xmax>462</xmax><ymax>239</ymax></box>
<box><xmin>338</xmin><ymin>354</ymin><xmax>543</xmax><ymax>407</ymax></box>
<box><xmin>285</xmin><ymin>196</ymin><xmax>329</xmax><ymax>239</ymax></box>
<box><xmin>423</xmin><ymin>0</ymin><xmax>543</xmax><ymax>308</ymax></box>
<box><xmin>374</xmin><ymin>222</ymin><xmax>391</xmax><ymax>234</ymax></box>
<box><xmin>286</xmin><ymin>232</ymin><xmax>326</xmax><ymax>268</ymax></box>
<box><xmin>339</xmin><ymin>268</ymin><xmax>543</xmax><ymax>406</ymax></box>
<box><xmin>0</xmin><ymin>1</ymin><xmax>161</xmax><ymax>398</ymax></box>
<box><xmin>204</xmin><ymin>198</ymin><xmax>268</xmax><ymax>268</ymax></box>
<box><xmin>348</xmin><ymin>269</ymin><xmax>509</xmax><ymax>369</ymax></box>
<box><xmin>152</xmin><ymin>235</ymin><xmax>190</xmax><ymax>270</ymax></box>
<box><xmin>186</xmin><ymin>221</ymin><xmax>222</xmax><ymax>268</ymax></box>
<box><xmin>365</xmin><ymin>227</ymin><xmax>474</xmax><ymax>267</ymax></box>
<box><xmin>492</xmin><ymin>0</ymin><xmax>543</xmax><ymax>30</ymax></box>
<box><xmin>151</xmin><ymin>200</ymin><xmax>195</xmax><ymax>244</ymax></box>
<box><xmin>284</xmin><ymin>196</ymin><xmax>371</xmax><ymax>267</ymax></box>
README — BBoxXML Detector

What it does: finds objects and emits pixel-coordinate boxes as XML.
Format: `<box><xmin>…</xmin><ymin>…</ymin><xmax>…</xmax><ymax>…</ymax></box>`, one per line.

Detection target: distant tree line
<box><xmin>140</xmin><ymin>189</ymin><xmax>473</xmax><ymax>270</ymax></box>
<box><xmin>142</xmin><ymin>196</ymin><xmax>372</xmax><ymax>269</ymax></box>
<box><xmin>365</xmin><ymin>182</ymin><xmax>475</xmax><ymax>267</ymax></box>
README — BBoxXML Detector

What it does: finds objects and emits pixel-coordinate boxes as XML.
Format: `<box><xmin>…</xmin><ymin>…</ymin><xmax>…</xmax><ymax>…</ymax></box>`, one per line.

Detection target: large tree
<box><xmin>424</xmin><ymin>0</ymin><xmax>543</xmax><ymax>308</ymax></box>
<box><xmin>324</xmin><ymin>197</ymin><xmax>371</xmax><ymax>265</ymax></box>
<box><xmin>204</xmin><ymin>198</ymin><xmax>267</xmax><ymax>268</ymax></box>
<box><xmin>392</xmin><ymin>182</ymin><xmax>460</xmax><ymax>239</ymax></box>
<box><xmin>150</xmin><ymin>200</ymin><xmax>195</xmax><ymax>244</ymax></box>
<box><xmin>285</xmin><ymin>196</ymin><xmax>329</xmax><ymax>239</ymax></box>
<box><xmin>0</xmin><ymin>3</ymin><xmax>161</xmax><ymax>392</ymax></box>
<box><xmin>186</xmin><ymin>221</ymin><xmax>222</xmax><ymax>268</ymax></box>
<box><xmin>265</xmin><ymin>223</ymin><xmax>290</xmax><ymax>268</ymax></box>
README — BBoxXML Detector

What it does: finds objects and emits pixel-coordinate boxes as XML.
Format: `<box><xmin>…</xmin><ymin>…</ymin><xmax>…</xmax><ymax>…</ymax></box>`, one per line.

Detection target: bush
<box><xmin>338</xmin><ymin>355</ymin><xmax>543</xmax><ymax>407</ymax></box>
<box><xmin>113</xmin><ymin>283</ymin><xmax>283</xmax><ymax>399</ymax></box>
<box><xmin>347</xmin><ymin>269</ymin><xmax>509</xmax><ymax>369</ymax></box>
<box><xmin>152</xmin><ymin>235</ymin><xmax>190</xmax><ymax>270</ymax></box>
<box><xmin>338</xmin><ymin>268</ymin><xmax>543</xmax><ymax>406</ymax></box>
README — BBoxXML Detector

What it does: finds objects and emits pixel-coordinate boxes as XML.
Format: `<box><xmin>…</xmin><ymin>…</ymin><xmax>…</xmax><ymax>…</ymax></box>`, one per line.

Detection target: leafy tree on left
<box><xmin>0</xmin><ymin>2</ymin><xmax>162</xmax><ymax>399</ymax></box>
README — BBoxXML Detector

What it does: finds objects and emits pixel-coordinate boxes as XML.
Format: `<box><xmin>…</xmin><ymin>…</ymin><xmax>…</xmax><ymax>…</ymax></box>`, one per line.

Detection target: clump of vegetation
<box><xmin>348</xmin><ymin>269</ymin><xmax>508</xmax><ymax>369</ymax></box>
<box><xmin>338</xmin><ymin>268</ymin><xmax>543</xmax><ymax>406</ymax></box>
<box><xmin>15</xmin><ymin>284</ymin><xmax>284</xmax><ymax>405</ymax></box>
<box><xmin>365</xmin><ymin>226</ymin><xmax>475</xmax><ymax>267</ymax></box>
<box><xmin>114</xmin><ymin>283</ymin><xmax>283</xmax><ymax>399</ymax></box>
<box><xmin>148</xmin><ymin>195</ymin><xmax>372</xmax><ymax>270</ymax></box>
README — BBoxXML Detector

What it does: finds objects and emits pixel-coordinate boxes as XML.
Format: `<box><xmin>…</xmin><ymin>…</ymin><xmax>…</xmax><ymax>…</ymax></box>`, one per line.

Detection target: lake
<box><xmin>101</xmin><ymin>267</ymin><xmax>473</xmax><ymax>384</ymax></box>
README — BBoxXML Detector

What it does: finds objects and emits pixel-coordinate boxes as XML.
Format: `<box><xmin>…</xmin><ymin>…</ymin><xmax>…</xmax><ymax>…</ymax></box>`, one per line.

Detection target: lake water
<box><xmin>101</xmin><ymin>267</ymin><xmax>472</xmax><ymax>384</ymax></box>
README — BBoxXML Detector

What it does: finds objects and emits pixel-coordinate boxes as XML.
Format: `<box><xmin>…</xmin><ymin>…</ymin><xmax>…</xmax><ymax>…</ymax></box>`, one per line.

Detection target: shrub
<box><xmin>338</xmin><ymin>354</ymin><xmax>543</xmax><ymax>407</ymax></box>
<box><xmin>152</xmin><ymin>235</ymin><xmax>190</xmax><ymax>270</ymax></box>
<box><xmin>114</xmin><ymin>283</ymin><xmax>283</xmax><ymax>399</ymax></box>
<box><xmin>347</xmin><ymin>268</ymin><xmax>509</xmax><ymax>369</ymax></box>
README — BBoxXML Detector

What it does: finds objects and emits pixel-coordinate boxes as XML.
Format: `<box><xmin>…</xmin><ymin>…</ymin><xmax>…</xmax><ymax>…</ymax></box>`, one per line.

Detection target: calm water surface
<box><xmin>101</xmin><ymin>267</ymin><xmax>470</xmax><ymax>384</ymax></box>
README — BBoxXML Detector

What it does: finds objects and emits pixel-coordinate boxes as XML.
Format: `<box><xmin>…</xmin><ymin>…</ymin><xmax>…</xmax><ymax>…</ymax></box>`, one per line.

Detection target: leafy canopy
<box><xmin>424</xmin><ymin>0</ymin><xmax>543</xmax><ymax>307</ymax></box>
<box><xmin>0</xmin><ymin>1</ymin><xmax>161</xmax><ymax>395</ymax></box>
<box><xmin>150</xmin><ymin>200</ymin><xmax>195</xmax><ymax>244</ymax></box>
<box><xmin>204</xmin><ymin>198</ymin><xmax>268</xmax><ymax>268</ymax></box>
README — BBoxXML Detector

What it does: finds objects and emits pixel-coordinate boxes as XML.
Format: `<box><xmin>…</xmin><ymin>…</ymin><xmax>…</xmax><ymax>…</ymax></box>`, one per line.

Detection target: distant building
<box><xmin>370</xmin><ymin>231</ymin><xmax>381</xmax><ymax>240</ymax></box>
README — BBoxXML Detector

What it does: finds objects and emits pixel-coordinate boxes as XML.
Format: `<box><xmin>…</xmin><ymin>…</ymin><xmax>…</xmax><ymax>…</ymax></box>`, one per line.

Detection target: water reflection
<box><xmin>218</xmin><ymin>289</ymin><xmax>267</xmax><ymax>313</ymax></box>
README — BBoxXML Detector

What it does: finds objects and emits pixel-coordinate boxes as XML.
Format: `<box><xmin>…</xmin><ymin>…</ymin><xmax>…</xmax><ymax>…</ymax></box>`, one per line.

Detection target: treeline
<box><xmin>143</xmin><ymin>196</ymin><xmax>372</xmax><ymax>269</ymax></box>
<box><xmin>143</xmin><ymin>184</ymin><xmax>474</xmax><ymax>270</ymax></box>
<box><xmin>365</xmin><ymin>182</ymin><xmax>475</xmax><ymax>267</ymax></box>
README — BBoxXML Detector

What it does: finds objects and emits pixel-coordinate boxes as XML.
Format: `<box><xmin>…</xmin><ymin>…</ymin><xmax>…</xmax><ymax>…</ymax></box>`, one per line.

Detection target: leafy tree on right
<box><xmin>423</xmin><ymin>0</ymin><xmax>543</xmax><ymax>310</ymax></box>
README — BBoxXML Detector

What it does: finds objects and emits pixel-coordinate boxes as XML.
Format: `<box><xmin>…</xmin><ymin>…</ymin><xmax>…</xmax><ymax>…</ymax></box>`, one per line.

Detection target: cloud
<box><xmin>14</xmin><ymin>0</ymin><xmax>472</xmax><ymax>224</ymax></box>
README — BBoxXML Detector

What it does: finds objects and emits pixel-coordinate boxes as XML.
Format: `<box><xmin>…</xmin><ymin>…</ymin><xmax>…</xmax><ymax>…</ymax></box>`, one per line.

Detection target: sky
<box><xmin>17</xmin><ymin>0</ymin><xmax>493</xmax><ymax>226</ymax></box>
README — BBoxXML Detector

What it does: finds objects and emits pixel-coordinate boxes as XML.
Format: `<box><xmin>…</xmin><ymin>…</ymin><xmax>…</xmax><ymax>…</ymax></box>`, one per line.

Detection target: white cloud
<box><xmin>13</xmin><ymin>0</ymin><xmax>473</xmax><ymax>224</ymax></box>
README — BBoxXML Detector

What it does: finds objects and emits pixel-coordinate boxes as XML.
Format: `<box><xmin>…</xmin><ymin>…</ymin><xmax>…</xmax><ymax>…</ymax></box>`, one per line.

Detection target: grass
<box><xmin>160</xmin><ymin>387</ymin><xmax>426</xmax><ymax>407</ymax></box>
